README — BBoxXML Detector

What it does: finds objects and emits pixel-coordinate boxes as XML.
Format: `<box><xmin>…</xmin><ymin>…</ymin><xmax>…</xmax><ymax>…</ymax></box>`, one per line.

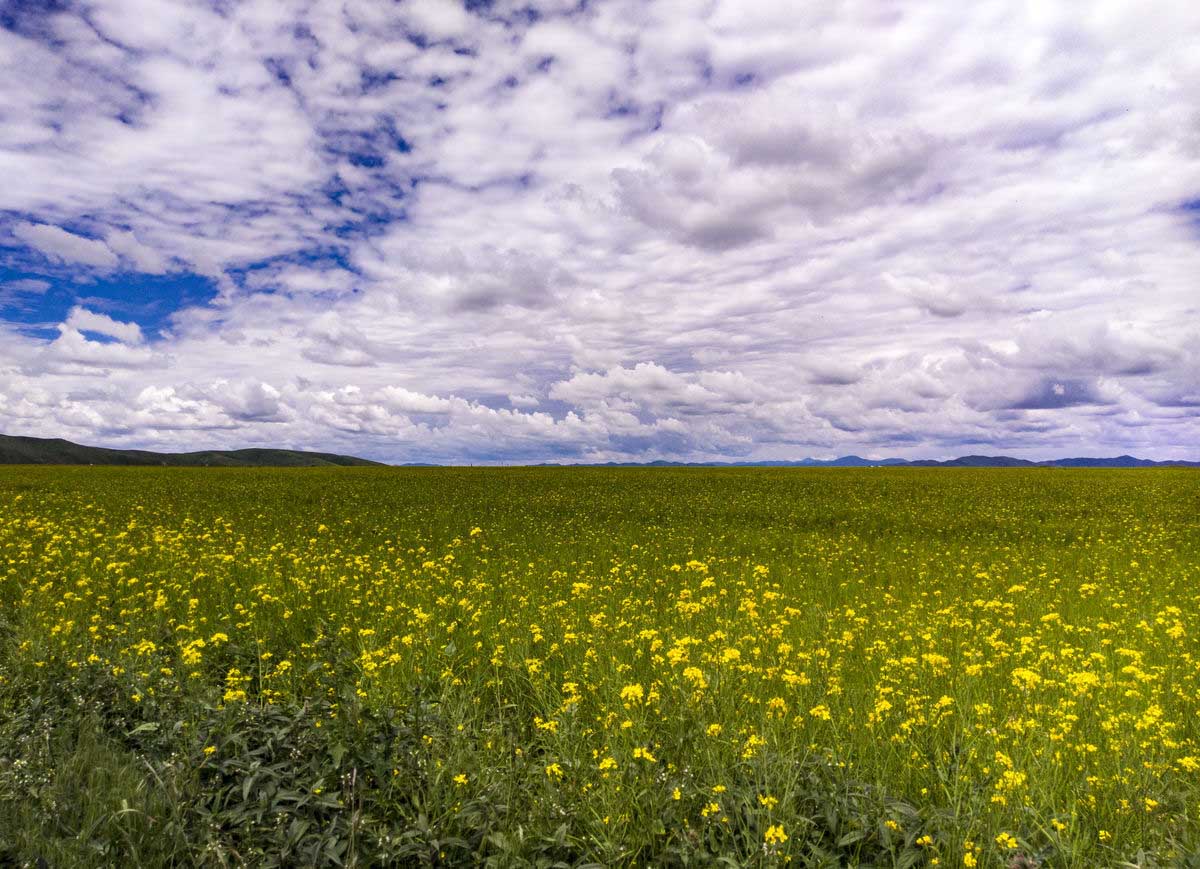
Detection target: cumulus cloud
<box><xmin>204</xmin><ymin>380</ymin><xmax>288</xmax><ymax>423</ymax></box>
<box><xmin>379</xmin><ymin>387</ymin><xmax>454</xmax><ymax>416</ymax></box>
<box><xmin>1</xmin><ymin>0</ymin><xmax>1199</xmax><ymax>461</ymax></box>
<box><xmin>45</xmin><ymin>328</ymin><xmax>155</xmax><ymax>370</ymax></box>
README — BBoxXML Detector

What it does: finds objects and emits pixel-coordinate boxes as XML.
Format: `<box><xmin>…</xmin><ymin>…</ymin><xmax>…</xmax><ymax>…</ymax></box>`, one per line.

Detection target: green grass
<box><xmin>1</xmin><ymin>467</ymin><xmax>1198</xmax><ymax>867</ymax></box>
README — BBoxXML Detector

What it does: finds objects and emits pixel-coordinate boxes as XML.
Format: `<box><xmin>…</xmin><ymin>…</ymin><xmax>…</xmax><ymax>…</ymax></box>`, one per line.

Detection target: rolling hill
<box><xmin>0</xmin><ymin>434</ymin><xmax>382</xmax><ymax>467</ymax></box>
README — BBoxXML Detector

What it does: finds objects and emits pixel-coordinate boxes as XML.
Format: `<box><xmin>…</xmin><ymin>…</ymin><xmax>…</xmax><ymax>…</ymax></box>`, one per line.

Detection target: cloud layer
<box><xmin>1</xmin><ymin>0</ymin><xmax>1199</xmax><ymax>462</ymax></box>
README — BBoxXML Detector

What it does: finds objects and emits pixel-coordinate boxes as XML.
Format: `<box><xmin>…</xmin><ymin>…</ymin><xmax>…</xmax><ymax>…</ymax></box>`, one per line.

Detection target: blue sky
<box><xmin>1</xmin><ymin>0</ymin><xmax>1198</xmax><ymax>463</ymax></box>
<box><xmin>0</xmin><ymin>263</ymin><xmax>218</xmax><ymax>339</ymax></box>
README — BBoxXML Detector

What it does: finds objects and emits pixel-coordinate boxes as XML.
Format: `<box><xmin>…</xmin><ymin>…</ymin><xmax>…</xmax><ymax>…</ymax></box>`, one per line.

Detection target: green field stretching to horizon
<box><xmin>2</xmin><ymin>467</ymin><xmax>1198</xmax><ymax>867</ymax></box>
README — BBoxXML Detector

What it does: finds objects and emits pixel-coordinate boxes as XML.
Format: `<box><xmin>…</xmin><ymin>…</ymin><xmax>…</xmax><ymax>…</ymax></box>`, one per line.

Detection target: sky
<box><xmin>1</xmin><ymin>0</ymin><xmax>1198</xmax><ymax>464</ymax></box>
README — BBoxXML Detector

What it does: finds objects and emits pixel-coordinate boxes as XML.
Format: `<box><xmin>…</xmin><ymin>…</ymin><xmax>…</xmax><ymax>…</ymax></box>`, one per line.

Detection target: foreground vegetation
<box><xmin>1</xmin><ymin>467</ymin><xmax>1198</xmax><ymax>867</ymax></box>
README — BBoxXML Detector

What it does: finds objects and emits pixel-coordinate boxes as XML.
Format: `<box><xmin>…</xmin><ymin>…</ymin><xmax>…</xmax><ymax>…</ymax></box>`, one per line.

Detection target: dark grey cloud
<box><xmin>1009</xmin><ymin>379</ymin><xmax>1108</xmax><ymax>410</ymax></box>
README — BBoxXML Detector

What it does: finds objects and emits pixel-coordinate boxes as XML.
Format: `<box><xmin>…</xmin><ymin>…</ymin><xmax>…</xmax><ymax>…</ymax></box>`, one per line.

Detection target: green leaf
<box><xmin>330</xmin><ymin>743</ymin><xmax>347</xmax><ymax>768</ymax></box>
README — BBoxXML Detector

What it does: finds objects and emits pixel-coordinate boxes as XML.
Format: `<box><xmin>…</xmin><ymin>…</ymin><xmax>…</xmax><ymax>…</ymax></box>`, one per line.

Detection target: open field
<box><xmin>1</xmin><ymin>467</ymin><xmax>1198</xmax><ymax>867</ymax></box>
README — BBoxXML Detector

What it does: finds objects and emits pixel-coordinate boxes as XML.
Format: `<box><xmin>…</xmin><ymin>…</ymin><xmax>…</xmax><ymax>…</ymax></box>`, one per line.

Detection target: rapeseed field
<box><xmin>1</xmin><ymin>467</ymin><xmax>1197</xmax><ymax>867</ymax></box>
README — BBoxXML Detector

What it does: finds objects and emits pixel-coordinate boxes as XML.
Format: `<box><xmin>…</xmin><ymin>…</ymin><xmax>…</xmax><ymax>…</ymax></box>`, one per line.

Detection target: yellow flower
<box><xmin>995</xmin><ymin>832</ymin><xmax>1018</xmax><ymax>849</ymax></box>
<box><xmin>620</xmin><ymin>683</ymin><xmax>645</xmax><ymax>704</ymax></box>
<box><xmin>1010</xmin><ymin>667</ymin><xmax>1041</xmax><ymax>689</ymax></box>
<box><xmin>764</xmin><ymin>824</ymin><xmax>788</xmax><ymax>845</ymax></box>
<box><xmin>203</xmin><ymin>745</ymin><xmax>217</xmax><ymax>756</ymax></box>
<box><xmin>453</xmin><ymin>773</ymin><xmax>468</xmax><ymax>786</ymax></box>
<box><xmin>544</xmin><ymin>763</ymin><xmax>564</xmax><ymax>780</ymax></box>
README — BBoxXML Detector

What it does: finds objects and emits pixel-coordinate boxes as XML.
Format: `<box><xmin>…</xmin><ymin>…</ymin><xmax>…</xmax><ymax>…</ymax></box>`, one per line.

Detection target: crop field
<box><xmin>1</xmin><ymin>467</ymin><xmax>1198</xmax><ymax>867</ymax></box>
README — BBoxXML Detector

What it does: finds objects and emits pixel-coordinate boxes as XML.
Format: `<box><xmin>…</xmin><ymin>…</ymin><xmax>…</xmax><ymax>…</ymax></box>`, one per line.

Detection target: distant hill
<box><xmin>1047</xmin><ymin>455</ymin><xmax>1168</xmax><ymax>468</ymax></box>
<box><xmin>908</xmin><ymin>455</ymin><xmax>1039</xmax><ymax>468</ymax></box>
<box><xmin>0</xmin><ymin>434</ymin><xmax>382</xmax><ymax>467</ymax></box>
<box><xmin>543</xmin><ymin>454</ymin><xmax>1199</xmax><ymax>468</ymax></box>
<box><xmin>901</xmin><ymin>454</ymin><xmax>1198</xmax><ymax>468</ymax></box>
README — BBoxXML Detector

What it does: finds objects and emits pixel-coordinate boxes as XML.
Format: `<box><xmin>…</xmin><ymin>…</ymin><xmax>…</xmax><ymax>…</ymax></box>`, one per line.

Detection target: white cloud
<box><xmin>64</xmin><ymin>307</ymin><xmax>144</xmax><ymax>344</ymax></box>
<box><xmin>204</xmin><ymin>380</ymin><xmax>288</xmax><ymax>423</ymax></box>
<box><xmin>0</xmin><ymin>278</ymin><xmax>51</xmax><ymax>310</ymax></box>
<box><xmin>105</xmin><ymin>230</ymin><xmax>171</xmax><ymax>274</ymax></box>
<box><xmin>2</xmin><ymin>279</ymin><xmax>50</xmax><ymax>294</ymax></box>
<box><xmin>379</xmin><ymin>387</ymin><xmax>454</xmax><ymax>416</ymax></box>
<box><xmin>402</xmin><ymin>0</ymin><xmax>475</xmax><ymax>42</ymax></box>
<box><xmin>45</xmin><ymin>327</ymin><xmax>155</xmax><ymax>370</ymax></box>
<box><xmin>508</xmin><ymin>393</ymin><xmax>540</xmax><ymax>408</ymax></box>
<box><xmin>11</xmin><ymin>222</ymin><xmax>118</xmax><ymax>269</ymax></box>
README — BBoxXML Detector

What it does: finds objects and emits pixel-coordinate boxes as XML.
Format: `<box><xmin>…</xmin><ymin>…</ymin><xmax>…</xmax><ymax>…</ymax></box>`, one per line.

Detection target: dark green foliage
<box><xmin>0</xmin><ymin>661</ymin><xmax>946</xmax><ymax>867</ymax></box>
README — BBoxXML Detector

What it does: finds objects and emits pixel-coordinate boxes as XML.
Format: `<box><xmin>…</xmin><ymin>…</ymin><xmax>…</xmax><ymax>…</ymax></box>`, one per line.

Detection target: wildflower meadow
<box><xmin>1</xmin><ymin>466</ymin><xmax>1197</xmax><ymax>867</ymax></box>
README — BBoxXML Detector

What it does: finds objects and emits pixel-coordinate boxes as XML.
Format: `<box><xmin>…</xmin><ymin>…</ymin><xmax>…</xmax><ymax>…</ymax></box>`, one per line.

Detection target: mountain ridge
<box><xmin>546</xmin><ymin>453</ymin><xmax>1200</xmax><ymax>468</ymax></box>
